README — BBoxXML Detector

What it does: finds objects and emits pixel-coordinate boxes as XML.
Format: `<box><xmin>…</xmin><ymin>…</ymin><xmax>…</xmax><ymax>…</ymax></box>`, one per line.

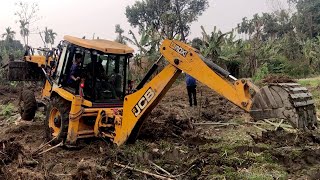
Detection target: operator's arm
<box><xmin>69</xmin><ymin>64</ymin><xmax>80</xmax><ymax>81</ymax></box>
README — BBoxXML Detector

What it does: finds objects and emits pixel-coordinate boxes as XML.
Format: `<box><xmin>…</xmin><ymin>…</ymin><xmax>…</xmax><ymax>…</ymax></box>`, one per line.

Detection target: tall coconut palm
<box><xmin>2</xmin><ymin>27</ymin><xmax>16</xmax><ymax>42</ymax></box>
<box><xmin>19</xmin><ymin>20</ymin><xmax>29</xmax><ymax>46</ymax></box>
<box><xmin>48</xmin><ymin>29</ymin><xmax>57</xmax><ymax>48</ymax></box>
<box><xmin>44</xmin><ymin>27</ymin><xmax>50</xmax><ymax>47</ymax></box>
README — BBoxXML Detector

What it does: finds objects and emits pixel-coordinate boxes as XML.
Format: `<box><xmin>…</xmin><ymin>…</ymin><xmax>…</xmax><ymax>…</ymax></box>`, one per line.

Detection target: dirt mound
<box><xmin>0</xmin><ymin>85</ymin><xmax>19</xmax><ymax>104</ymax></box>
<box><xmin>72</xmin><ymin>160</ymin><xmax>112</xmax><ymax>180</ymax></box>
<box><xmin>248</xmin><ymin>128</ymin><xmax>320</xmax><ymax>178</ymax></box>
<box><xmin>262</xmin><ymin>74</ymin><xmax>297</xmax><ymax>83</ymax></box>
<box><xmin>138</xmin><ymin>83</ymin><xmax>243</xmax><ymax>142</ymax></box>
<box><xmin>0</xmin><ymin>85</ymin><xmax>19</xmax><ymax>94</ymax></box>
<box><xmin>0</xmin><ymin>139</ymin><xmax>23</xmax><ymax>164</ymax></box>
<box><xmin>139</xmin><ymin>112</ymin><xmax>193</xmax><ymax>141</ymax></box>
<box><xmin>12</xmin><ymin>169</ymin><xmax>45</xmax><ymax>180</ymax></box>
<box><xmin>249</xmin><ymin>128</ymin><xmax>320</xmax><ymax>147</ymax></box>
<box><xmin>0</xmin><ymin>167</ymin><xmax>13</xmax><ymax>180</ymax></box>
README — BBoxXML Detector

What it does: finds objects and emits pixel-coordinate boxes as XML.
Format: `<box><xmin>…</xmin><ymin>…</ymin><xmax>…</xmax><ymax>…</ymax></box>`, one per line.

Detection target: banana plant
<box><xmin>200</xmin><ymin>26</ymin><xmax>230</xmax><ymax>62</ymax></box>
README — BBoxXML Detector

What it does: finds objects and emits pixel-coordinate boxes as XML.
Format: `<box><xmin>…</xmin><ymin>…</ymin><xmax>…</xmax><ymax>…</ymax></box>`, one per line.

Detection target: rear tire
<box><xmin>19</xmin><ymin>89</ymin><xmax>37</xmax><ymax>121</ymax></box>
<box><xmin>44</xmin><ymin>96</ymin><xmax>70</xmax><ymax>145</ymax></box>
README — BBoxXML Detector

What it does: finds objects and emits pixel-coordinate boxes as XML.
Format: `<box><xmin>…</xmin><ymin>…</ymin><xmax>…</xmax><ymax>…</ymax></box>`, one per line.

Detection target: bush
<box><xmin>284</xmin><ymin>61</ymin><xmax>311</xmax><ymax>78</ymax></box>
<box><xmin>252</xmin><ymin>63</ymin><xmax>269</xmax><ymax>82</ymax></box>
<box><xmin>0</xmin><ymin>103</ymin><xmax>16</xmax><ymax>118</ymax></box>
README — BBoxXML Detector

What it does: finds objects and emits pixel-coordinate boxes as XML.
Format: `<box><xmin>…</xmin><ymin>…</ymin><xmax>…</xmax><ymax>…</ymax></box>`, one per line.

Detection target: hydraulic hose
<box><xmin>200</xmin><ymin>55</ymin><xmax>237</xmax><ymax>81</ymax></box>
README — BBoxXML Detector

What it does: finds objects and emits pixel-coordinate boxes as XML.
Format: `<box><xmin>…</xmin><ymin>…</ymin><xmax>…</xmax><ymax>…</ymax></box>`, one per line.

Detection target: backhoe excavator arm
<box><xmin>159</xmin><ymin>40</ymin><xmax>257</xmax><ymax>111</ymax></box>
<box><xmin>113</xmin><ymin>39</ymin><xmax>317</xmax><ymax>145</ymax></box>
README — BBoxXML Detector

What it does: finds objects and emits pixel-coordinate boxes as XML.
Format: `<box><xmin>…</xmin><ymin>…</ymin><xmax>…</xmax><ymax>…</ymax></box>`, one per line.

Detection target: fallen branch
<box><xmin>23</xmin><ymin>160</ymin><xmax>39</xmax><ymax>167</ymax></box>
<box><xmin>193</xmin><ymin>122</ymin><xmax>239</xmax><ymax>126</ymax></box>
<box><xmin>115</xmin><ymin>163</ymin><xmax>130</xmax><ymax>180</ymax></box>
<box><xmin>32</xmin><ymin>137</ymin><xmax>57</xmax><ymax>154</ymax></box>
<box><xmin>114</xmin><ymin>163</ymin><xmax>173</xmax><ymax>180</ymax></box>
<box><xmin>246</xmin><ymin>122</ymin><xmax>265</xmax><ymax>125</ymax></box>
<box><xmin>275</xmin><ymin>119</ymin><xmax>284</xmax><ymax>131</ymax></box>
<box><xmin>149</xmin><ymin>160</ymin><xmax>172</xmax><ymax>176</ymax></box>
<box><xmin>253</xmin><ymin>125</ymin><xmax>267</xmax><ymax>132</ymax></box>
<box><xmin>54</xmin><ymin>174</ymin><xmax>72</xmax><ymax>176</ymax></box>
<box><xmin>38</xmin><ymin>141</ymin><xmax>63</xmax><ymax>155</ymax></box>
<box><xmin>169</xmin><ymin>164</ymin><xmax>196</xmax><ymax>178</ymax></box>
<box><xmin>263</xmin><ymin>119</ymin><xmax>294</xmax><ymax>131</ymax></box>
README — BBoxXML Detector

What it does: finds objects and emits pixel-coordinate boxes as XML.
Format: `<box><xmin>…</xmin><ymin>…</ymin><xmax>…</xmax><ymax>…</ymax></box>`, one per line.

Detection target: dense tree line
<box><xmin>122</xmin><ymin>0</ymin><xmax>320</xmax><ymax>79</ymax></box>
<box><xmin>2</xmin><ymin>0</ymin><xmax>319</xmax><ymax>80</ymax></box>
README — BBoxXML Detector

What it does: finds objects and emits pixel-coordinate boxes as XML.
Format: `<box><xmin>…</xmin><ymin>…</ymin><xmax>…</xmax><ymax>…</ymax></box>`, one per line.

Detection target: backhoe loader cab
<box><xmin>52</xmin><ymin>37</ymin><xmax>133</xmax><ymax>104</ymax></box>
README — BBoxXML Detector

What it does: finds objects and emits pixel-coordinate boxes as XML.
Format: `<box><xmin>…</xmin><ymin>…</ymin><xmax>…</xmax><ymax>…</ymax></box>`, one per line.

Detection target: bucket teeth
<box><xmin>250</xmin><ymin>83</ymin><xmax>317</xmax><ymax>130</ymax></box>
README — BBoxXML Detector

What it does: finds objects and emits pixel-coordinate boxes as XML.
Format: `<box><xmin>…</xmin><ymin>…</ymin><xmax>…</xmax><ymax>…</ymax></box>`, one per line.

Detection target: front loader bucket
<box><xmin>7</xmin><ymin>60</ymin><xmax>44</xmax><ymax>81</ymax></box>
<box><xmin>250</xmin><ymin>83</ymin><xmax>317</xmax><ymax>130</ymax></box>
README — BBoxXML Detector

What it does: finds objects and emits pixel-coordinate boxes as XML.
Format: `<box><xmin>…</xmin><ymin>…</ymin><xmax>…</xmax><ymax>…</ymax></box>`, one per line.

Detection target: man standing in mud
<box><xmin>185</xmin><ymin>74</ymin><xmax>197</xmax><ymax>107</ymax></box>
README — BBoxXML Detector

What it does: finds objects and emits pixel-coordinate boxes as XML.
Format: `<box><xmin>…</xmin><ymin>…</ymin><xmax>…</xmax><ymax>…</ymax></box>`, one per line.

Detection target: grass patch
<box><xmin>0</xmin><ymin>103</ymin><xmax>16</xmax><ymax>118</ymax></box>
<box><xmin>237</xmin><ymin>163</ymin><xmax>288</xmax><ymax>180</ymax></box>
<box><xmin>298</xmin><ymin>77</ymin><xmax>320</xmax><ymax>87</ymax></box>
<box><xmin>298</xmin><ymin>77</ymin><xmax>320</xmax><ymax>112</ymax></box>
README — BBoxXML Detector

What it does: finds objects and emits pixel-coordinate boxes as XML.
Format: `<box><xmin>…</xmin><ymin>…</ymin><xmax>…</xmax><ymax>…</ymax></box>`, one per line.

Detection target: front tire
<box><xmin>44</xmin><ymin>97</ymin><xmax>70</xmax><ymax>145</ymax></box>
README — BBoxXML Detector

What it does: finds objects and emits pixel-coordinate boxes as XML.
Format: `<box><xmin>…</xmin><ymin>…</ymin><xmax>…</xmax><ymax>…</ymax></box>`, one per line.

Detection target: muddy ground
<box><xmin>0</xmin><ymin>81</ymin><xmax>320</xmax><ymax>179</ymax></box>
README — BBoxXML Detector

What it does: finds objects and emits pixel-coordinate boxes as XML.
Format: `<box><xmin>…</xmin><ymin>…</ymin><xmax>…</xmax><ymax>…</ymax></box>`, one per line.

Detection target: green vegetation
<box><xmin>0</xmin><ymin>103</ymin><xmax>16</xmax><ymax>119</ymax></box>
<box><xmin>115</xmin><ymin>0</ymin><xmax>320</xmax><ymax>80</ymax></box>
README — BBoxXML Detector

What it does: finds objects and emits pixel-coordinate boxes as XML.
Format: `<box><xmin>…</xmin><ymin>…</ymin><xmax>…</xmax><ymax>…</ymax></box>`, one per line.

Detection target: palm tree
<box><xmin>2</xmin><ymin>27</ymin><xmax>16</xmax><ymax>42</ymax></box>
<box><xmin>44</xmin><ymin>27</ymin><xmax>50</xmax><ymax>47</ymax></box>
<box><xmin>19</xmin><ymin>20</ymin><xmax>29</xmax><ymax>46</ymax></box>
<box><xmin>48</xmin><ymin>29</ymin><xmax>57</xmax><ymax>48</ymax></box>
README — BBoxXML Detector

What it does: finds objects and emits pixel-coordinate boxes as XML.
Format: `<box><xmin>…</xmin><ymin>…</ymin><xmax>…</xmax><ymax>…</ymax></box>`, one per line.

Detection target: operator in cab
<box><xmin>86</xmin><ymin>53</ymin><xmax>106</xmax><ymax>80</ymax></box>
<box><xmin>67</xmin><ymin>53</ymin><xmax>82</xmax><ymax>93</ymax></box>
<box><xmin>109</xmin><ymin>68</ymin><xmax>122</xmax><ymax>98</ymax></box>
<box><xmin>85</xmin><ymin>53</ymin><xmax>117</xmax><ymax>100</ymax></box>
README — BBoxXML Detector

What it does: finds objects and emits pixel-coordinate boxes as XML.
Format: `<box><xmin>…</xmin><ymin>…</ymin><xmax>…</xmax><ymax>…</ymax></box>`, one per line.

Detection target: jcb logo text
<box><xmin>170</xmin><ymin>42</ymin><xmax>188</xmax><ymax>57</ymax></box>
<box><xmin>132</xmin><ymin>88</ymin><xmax>155</xmax><ymax>117</ymax></box>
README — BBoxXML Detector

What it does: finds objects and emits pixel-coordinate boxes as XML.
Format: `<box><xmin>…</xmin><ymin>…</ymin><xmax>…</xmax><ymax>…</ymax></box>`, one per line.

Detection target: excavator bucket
<box><xmin>250</xmin><ymin>83</ymin><xmax>317</xmax><ymax>130</ymax></box>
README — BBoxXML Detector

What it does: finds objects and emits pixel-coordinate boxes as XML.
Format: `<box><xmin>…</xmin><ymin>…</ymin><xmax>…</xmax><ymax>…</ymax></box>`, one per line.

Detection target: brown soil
<box><xmin>250</xmin><ymin>127</ymin><xmax>320</xmax><ymax>147</ymax></box>
<box><xmin>0</xmin><ymin>85</ymin><xmax>19</xmax><ymax>104</ymax></box>
<box><xmin>0</xmin><ymin>82</ymin><xmax>319</xmax><ymax>179</ymax></box>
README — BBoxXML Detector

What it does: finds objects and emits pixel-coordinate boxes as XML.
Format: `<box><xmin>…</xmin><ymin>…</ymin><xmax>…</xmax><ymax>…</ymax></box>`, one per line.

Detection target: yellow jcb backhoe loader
<box><xmin>7</xmin><ymin>36</ymin><xmax>317</xmax><ymax>146</ymax></box>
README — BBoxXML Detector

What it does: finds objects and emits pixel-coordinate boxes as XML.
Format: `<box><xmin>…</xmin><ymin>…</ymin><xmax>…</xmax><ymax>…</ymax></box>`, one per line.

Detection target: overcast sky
<box><xmin>0</xmin><ymin>0</ymin><xmax>289</xmax><ymax>49</ymax></box>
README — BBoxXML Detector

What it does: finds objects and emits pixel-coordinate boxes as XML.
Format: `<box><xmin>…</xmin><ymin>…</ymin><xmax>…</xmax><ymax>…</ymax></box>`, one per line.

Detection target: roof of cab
<box><xmin>64</xmin><ymin>35</ymin><xmax>134</xmax><ymax>54</ymax></box>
